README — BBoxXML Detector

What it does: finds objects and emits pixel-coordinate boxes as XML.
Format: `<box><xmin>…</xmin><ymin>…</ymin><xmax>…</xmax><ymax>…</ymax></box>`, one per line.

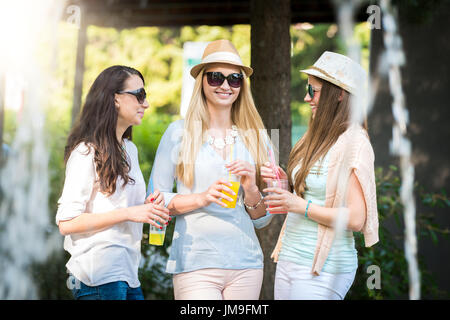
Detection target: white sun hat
<box><xmin>190</xmin><ymin>39</ymin><xmax>253</xmax><ymax>78</ymax></box>
<box><xmin>300</xmin><ymin>51</ymin><xmax>367</xmax><ymax>95</ymax></box>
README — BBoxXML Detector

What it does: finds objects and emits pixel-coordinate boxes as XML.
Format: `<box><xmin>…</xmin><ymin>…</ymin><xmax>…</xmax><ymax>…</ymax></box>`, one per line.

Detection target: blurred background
<box><xmin>0</xmin><ymin>0</ymin><xmax>449</xmax><ymax>300</ymax></box>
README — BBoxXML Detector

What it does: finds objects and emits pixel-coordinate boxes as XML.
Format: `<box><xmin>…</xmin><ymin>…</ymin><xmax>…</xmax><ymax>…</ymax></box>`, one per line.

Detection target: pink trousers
<box><xmin>173</xmin><ymin>268</ymin><xmax>263</xmax><ymax>300</ymax></box>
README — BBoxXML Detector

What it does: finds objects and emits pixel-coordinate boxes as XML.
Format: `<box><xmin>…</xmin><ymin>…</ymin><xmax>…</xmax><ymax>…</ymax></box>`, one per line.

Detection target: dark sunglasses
<box><xmin>117</xmin><ymin>87</ymin><xmax>146</xmax><ymax>104</ymax></box>
<box><xmin>205</xmin><ymin>72</ymin><xmax>244</xmax><ymax>88</ymax></box>
<box><xmin>306</xmin><ymin>84</ymin><xmax>320</xmax><ymax>99</ymax></box>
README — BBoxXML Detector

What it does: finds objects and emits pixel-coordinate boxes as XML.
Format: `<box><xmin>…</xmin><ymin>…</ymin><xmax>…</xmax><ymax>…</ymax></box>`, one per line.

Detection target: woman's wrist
<box><xmin>243</xmin><ymin>185</ymin><xmax>263</xmax><ymax>208</ymax></box>
<box><xmin>291</xmin><ymin>196</ymin><xmax>307</xmax><ymax>215</ymax></box>
<box><xmin>121</xmin><ymin>206</ymin><xmax>132</xmax><ymax>222</ymax></box>
<box><xmin>243</xmin><ymin>184</ymin><xmax>259</xmax><ymax>196</ymax></box>
<box><xmin>196</xmin><ymin>192</ymin><xmax>208</xmax><ymax>208</ymax></box>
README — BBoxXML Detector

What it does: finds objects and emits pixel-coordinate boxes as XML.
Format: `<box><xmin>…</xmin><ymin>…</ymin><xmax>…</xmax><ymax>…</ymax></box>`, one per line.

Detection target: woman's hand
<box><xmin>260</xmin><ymin>162</ymin><xmax>288</xmax><ymax>184</ymax></box>
<box><xmin>226</xmin><ymin>159</ymin><xmax>256</xmax><ymax>193</ymax></box>
<box><xmin>126</xmin><ymin>203</ymin><xmax>171</xmax><ymax>228</ymax></box>
<box><xmin>263</xmin><ymin>186</ymin><xmax>306</xmax><ymax>214</ymax></box>
<box><xmin>199</xmin><ymin>179</ymin><xmax>235</xmax><ymax>208</ymax></box>
<box><xmin>145</xmin><ymin>189</ymin><xmax>164</xmax><ymax>206</ymax></box>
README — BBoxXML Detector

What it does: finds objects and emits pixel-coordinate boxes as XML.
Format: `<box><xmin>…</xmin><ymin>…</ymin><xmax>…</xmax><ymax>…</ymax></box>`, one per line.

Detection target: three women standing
<box><xmin>56</xmin><ymin>44</ymin><xmax>378</xmax><ymax>301</ymax></box>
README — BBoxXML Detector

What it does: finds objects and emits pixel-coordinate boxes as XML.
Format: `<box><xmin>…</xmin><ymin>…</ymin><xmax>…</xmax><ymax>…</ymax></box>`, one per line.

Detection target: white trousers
<box><xmin>274</xmin><ymin>260</ymin><xmax>356</xmax><ymax>300</ymax></box>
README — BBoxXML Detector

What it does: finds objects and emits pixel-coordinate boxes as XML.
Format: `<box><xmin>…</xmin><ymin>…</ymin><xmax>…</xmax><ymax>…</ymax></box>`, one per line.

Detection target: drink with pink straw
<box><xmin>266</xmin><ymin>148</ymin><xmax>288</xmax><ymax>214</ymax></box>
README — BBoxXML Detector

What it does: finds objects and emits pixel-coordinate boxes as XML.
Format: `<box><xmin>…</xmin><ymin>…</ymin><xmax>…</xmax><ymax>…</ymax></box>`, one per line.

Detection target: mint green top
<box><xmin>278</xmin><ymin>147</ymin><xmax>358</xmax><ymax>274</ymax></box>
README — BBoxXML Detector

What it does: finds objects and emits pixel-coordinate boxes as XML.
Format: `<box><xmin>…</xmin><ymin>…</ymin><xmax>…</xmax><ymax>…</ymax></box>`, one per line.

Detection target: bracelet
<box><xmin>305</xmin><ymin>200</ymin><xmax>312</xmax><ymax>218</ymax></box>
<box><xmin>244</xmin><ymin>192</ymin><xmax>264</xmax><ymax>210</ymax></box>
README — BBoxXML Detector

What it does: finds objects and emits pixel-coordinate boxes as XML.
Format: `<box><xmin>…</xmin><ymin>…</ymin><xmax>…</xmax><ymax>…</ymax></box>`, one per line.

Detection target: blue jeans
<box><xmin>72</xmin><ymin>280</ymin><xmax>144</xmax><ymax>300</ymax></box>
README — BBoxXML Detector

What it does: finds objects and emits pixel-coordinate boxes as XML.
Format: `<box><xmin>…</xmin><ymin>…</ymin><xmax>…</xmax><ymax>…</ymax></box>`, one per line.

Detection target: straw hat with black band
<box><xmin>190</xmin><ymin>40</ymin><xmax>253</xmax><ymax>79</ymax></box>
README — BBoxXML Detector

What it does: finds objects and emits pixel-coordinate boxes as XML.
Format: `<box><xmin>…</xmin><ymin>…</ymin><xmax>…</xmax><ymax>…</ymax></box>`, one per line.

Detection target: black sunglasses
<box><xmin>306</xmin><ymin>84</ymin><xmax>320</xmax><ymax>99</ymax></box>
<box><xmin>117</xmin><ymin>87</ymin><xmax>147</xmax><ymax>104</ymax></box>
<box><xmin>205</xmin><ymin>72</ymin><xmax>244</xmax><ymax>88</ymax></box>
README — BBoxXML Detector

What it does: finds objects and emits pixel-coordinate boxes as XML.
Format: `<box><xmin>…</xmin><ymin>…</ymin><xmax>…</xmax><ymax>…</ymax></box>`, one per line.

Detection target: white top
<box><xmin>56</xmin><ymin>140</ymin><xmax>146</xmax><ymax>288</ymax></box>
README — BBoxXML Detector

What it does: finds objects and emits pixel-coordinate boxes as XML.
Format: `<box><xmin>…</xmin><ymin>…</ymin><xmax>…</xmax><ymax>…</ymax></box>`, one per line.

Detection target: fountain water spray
<box><xmin>332</xmin><ymin>0</ymin><xmax>420</xmax><ymax>299</ymax></box>
<box><xmin>0</xmin><ymin>0</ymin><xmax>66</xmax><ymax>299</ymax></box>
<box><xmin>379</xmin><ymin>0</ymin><xmax>420</xmax><ymax>300</ymax></box>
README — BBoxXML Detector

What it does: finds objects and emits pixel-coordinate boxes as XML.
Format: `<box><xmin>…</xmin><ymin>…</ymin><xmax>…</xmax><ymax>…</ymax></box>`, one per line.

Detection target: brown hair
<box><xmin>64</xmin><ymin>65</ymin><xmax>144</xmax><ymax>196</ymax></box>
<box><xmin>287</xmin><ymin>77</ymin><xmax>367</xmax><ymax>196</ymax></box>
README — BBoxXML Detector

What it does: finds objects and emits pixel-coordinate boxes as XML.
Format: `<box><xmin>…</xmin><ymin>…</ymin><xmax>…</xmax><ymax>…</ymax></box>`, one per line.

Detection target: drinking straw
<box><xmin>149</xmin><ymin>177</ymin><xmax>154</xmax><ymax>195</ymax></box>
<box><xmin>268</xmin><ymin>148</ymin><xmax>280</xmax><ymax>181</ymax></box>
<box><xmin>229</xmin><ymin>143</ymin><xmax>233</xmax><ymax>180</ymax></box>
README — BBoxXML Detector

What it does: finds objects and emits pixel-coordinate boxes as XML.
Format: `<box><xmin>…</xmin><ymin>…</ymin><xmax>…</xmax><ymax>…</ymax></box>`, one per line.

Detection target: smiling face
<box><xmin>115</xmin><ymin>74</ymin><xmax>149</xmax><ymax>128</ymax></box>
<box><xmin>304</xmin><ymin>75</ymin><xmax>322</xmax><ymax>118</ymax></box>
<box><xmin>202</xmin><ymin>63</ymin><xmax>241</xmax><ymax>110</ymax></box>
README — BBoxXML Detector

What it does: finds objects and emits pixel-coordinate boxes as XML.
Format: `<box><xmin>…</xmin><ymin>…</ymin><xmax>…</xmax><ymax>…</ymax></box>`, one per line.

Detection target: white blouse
<box><xmin>56</xmin><ymin>139</ymin><xmax>146</xmax><ymax>288</ymax></box>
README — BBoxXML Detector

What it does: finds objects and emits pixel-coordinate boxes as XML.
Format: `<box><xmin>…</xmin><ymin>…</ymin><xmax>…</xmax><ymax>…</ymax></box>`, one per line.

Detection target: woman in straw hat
<box><xmin>149</xmin><ymin>40</ymin><xmax>273</xmax><ymax>300</ymax></box>
<box><xmin>261</xmin><ymin>51</ymin><xmax>379</xmax><ymax>300</ymax></box>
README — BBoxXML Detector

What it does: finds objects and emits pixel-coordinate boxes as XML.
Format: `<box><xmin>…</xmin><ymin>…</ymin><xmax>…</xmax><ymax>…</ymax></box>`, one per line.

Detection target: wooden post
<box><xmin>250</xmin><ymin>0</ymin><xmax>291</xmax><ymax>300</ymax></box>
<box><xmin>71</xmin><ymin>8</ymin><xmax>87</xmax><ymax>128</ymax></box>
<box><xmin>0</xmin><ymin>74</ymin><xmax>5</xmax><ymax>162</ymax></box>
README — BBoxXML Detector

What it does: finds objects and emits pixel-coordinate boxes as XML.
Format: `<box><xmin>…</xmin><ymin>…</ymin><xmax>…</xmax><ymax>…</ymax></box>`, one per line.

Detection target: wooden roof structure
<box><xmin>66</xmin><ymin>0</ymin><xmax>368</xmax><ymax>28</ymax></box>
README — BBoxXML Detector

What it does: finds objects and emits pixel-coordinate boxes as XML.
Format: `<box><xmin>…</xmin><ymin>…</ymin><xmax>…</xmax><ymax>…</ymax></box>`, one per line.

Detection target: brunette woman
<box><xmin>56</xmin><ymin>65</ymin><xmax>170</xmax><ymax>300</ymax></box>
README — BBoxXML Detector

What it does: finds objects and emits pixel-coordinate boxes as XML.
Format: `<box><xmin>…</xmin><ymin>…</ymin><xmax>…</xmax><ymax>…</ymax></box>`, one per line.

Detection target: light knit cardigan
<box><xmin>270</xmin><ymin>125</ymin><xmax>379</xmax><ymax>276</ymax></box>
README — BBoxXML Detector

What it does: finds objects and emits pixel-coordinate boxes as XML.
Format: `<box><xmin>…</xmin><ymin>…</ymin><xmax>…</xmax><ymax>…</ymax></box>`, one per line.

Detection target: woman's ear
<box><xmin>338</xmin><ymin>89</ymin><xmax>344</xmax><ymax>102</ymax></box>
<box><xmin>114</xmin><ymin>94</ymin><xmax>120</xmax><ymax>109</ymax></box>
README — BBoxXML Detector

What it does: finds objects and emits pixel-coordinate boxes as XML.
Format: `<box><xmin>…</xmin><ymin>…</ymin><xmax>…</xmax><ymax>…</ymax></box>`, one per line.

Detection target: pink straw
<box><xmin>268</xmin><ymin>148</ymin><xmax>280</xmax><ymax>181</ymax></box>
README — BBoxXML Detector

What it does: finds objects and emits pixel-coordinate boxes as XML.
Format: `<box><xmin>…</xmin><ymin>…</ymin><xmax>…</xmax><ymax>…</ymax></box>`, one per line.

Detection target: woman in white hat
<box><xmin>261</xmin><ymin>51</ymin><xmax>379</xmax><ymax>300</ymax></box>
<box><xmin>149</xmin><ymin>40</ymin><xmax>273</xmax><ymax>300</ymax></box>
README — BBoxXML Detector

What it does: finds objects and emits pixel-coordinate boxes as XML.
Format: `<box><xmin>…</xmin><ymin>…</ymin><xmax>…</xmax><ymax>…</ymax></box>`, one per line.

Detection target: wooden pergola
<box><xmin>62</xmin><ymin>0</ymin><xmax>367</xmax><ymax>300</ymax></box>
<box><xmin>66</xmin><ymin>0</ymin><xmax>367</xmax><ymax>127</ymax></box>
<box><xmin>67</xmin><ymin>0</ymin><xmax>359</xmax><ymax>28</ymax></box>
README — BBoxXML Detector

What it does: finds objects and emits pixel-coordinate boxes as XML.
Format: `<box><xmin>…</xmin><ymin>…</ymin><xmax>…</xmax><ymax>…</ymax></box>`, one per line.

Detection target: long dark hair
<box><xmin>64</xmin><ymin>65</ymin><xmax>145</xmax><ymax>196</ymax></box>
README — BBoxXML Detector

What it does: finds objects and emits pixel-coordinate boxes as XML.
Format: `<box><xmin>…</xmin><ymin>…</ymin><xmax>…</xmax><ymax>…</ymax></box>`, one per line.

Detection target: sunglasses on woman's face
<box><xmin>306</xmin><ymin>84</ymin><xmax>320</xmax><ymax>99</ymax></box>
<box><xmin>205</xmin><ymin>72</ymin><xmax>244</xmax><ymax>88</ymax></box>
<box><xmin>117</xmin><ymin>87</ymin><xmax>147</xmax><ymax>104</ymax></box>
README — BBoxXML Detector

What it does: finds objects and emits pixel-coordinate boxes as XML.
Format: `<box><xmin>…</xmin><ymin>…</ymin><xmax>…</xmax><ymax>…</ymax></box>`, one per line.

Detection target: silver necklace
<box><xmin>207</xmin><ymin>125</ymin><xmax>238</xmax><ymax>150</ymax></box>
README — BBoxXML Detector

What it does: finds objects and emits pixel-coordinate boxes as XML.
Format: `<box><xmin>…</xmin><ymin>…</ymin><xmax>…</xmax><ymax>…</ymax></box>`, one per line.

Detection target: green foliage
<box><xmin>132</xmin><ymin>110</ymin><xmax>179</xmax><ymax>181</ymax></box>
<box><xmin>289</xmin><ymin>22</ymin><xmax>370</xmax><ymax>145</ymax></box>
<box><xmin>346</xmin><ymin>166</ymin><xmax>450</xmax><ymax>299</ymax></box>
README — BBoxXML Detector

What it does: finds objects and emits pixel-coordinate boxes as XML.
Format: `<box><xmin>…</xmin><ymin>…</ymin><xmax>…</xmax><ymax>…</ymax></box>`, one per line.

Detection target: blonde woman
<box><xmin>149</xmin><ymin>40</ymin><xmax>272</xmax><ymax>300</ymax></box>
<box><xmin>262</xmin><ymin>52</ymin><xmax>379</xmax><ymax>300</ymax></box>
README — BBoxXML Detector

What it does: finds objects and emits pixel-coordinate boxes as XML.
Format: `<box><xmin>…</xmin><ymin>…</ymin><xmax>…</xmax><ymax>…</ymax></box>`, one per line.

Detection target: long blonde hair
<box><xmin>176</xmin><ymin>67</ymin><xmax>270</xmax><ymax>189</ymax></box>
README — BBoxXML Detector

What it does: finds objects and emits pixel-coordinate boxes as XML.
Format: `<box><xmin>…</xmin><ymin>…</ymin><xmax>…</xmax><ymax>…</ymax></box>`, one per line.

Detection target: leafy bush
<box><xmin>347</xmin><ymin>165</ymin><xmax>450</xmax><ymax>299</ymax></box>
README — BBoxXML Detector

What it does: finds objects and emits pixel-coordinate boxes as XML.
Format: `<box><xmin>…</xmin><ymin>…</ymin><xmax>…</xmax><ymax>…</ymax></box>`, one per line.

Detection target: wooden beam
<box><xmin>71</xmin><ymin>7</ymin><xmax>88</xmax><ymax>128</ymax></box>
<box><xmin>66</xmin><ymin>0</ymin><xmax>368</xmax><ymax>28</ymax></box>
<box><xmin>251</xmin><ymin>0</ymin><xmax>292</xmax><ymax>300</ymax></box>
<box><xmin>0</xmin><ymin>74</ymin><xmax>5</xmax><ymax>162</ymax></box>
